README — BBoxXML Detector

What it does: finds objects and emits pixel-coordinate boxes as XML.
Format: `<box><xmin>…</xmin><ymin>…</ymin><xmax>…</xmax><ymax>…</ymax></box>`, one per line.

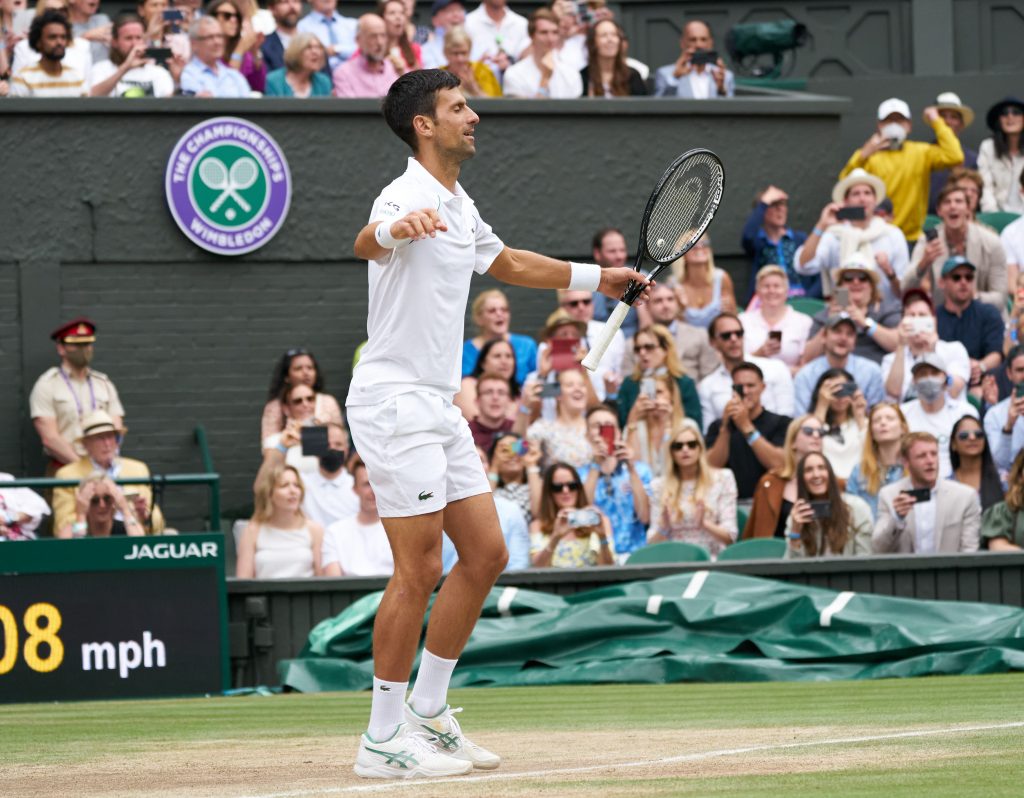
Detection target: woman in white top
<box><xmin>237</xmin><ymin>463</ymin><xmax>323</xmax><ymax>579</ymax></box>
<box><xmin>809</xmin><ymin>368</ymin><xmax>866</xmax><ymax>481</ymax></box>
<box><xmin>740</xmin><ymin>264</ymin><xmax>813</xmax><ymax>373</ymax></box>
<box><xmin>978</xmin><ymin>97</ymin><xmax>1024</xmax><ymax>214</ymax></box>
<box><xmin>881</xmin><ymin>289</ymin><xmax>969</xmax><ymax>402</ymax></box>
<box><xmin>648</xmin><ymin>419</ymin><xmax>738</xmax><ymax>558</ymax></box>
<box><xmin>527</xmin><ymin>368</ymin><xmax>593</xmax><ymax>469</ymax></box>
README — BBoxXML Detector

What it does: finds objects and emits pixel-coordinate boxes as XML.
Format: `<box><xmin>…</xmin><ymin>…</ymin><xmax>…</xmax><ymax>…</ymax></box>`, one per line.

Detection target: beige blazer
<box><xmin>903</xmin><ymin>221</ymin><xmax>1008</xmax><ymax>312</ymax></box>
<box><xmin>872</xmin><ymin>476</ymin><xmax>980</xmax><ymax>554</ymax></box>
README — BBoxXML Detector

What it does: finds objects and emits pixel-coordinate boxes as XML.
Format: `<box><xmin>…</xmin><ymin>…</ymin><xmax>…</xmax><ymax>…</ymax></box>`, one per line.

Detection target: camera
<box><xmin>567</xmin><ymin>508</ymin><xmax>601</xmax><ymax>528</ymax></box>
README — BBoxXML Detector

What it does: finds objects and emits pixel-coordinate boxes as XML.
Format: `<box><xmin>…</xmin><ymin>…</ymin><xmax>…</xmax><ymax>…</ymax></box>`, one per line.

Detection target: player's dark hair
<box><xmin>29</xmin><ymin>9</ymin><xmax>72</xmax><ymax>53</ymax></box>
<box><xmin>383</xmin><ymin>69</ymin><xmax>461</xmax><ymax>153</ymax></box>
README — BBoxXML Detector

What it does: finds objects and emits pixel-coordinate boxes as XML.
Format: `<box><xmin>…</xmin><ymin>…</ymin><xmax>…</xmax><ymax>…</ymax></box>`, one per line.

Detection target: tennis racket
<box><xmin>582</xmin><ymin>149</ymin><xmax>724</xmax><ymax>371</ymax></box>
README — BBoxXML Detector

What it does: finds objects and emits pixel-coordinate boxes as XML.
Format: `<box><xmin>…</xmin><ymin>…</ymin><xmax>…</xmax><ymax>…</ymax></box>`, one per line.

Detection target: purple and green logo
<box><xmin>165</xmin><ymin>117</ymin><xmax>291</xmax><ymax>256</ymax></box>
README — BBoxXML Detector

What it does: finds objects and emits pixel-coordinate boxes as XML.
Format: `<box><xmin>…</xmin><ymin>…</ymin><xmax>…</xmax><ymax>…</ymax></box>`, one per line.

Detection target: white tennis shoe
<box><xmin>354</xmin><ymin>722</ymin><xmax>472</xmax><ymax>779</ymax></box>
<box><xmin>405</xmin><ymin>703</ymin><xmax>502</xmax><ymax>770</ymax></box>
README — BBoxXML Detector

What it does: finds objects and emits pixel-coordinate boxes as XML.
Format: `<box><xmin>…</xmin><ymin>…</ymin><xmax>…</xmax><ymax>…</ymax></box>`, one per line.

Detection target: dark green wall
<box><xmin>0</xmin><ymin>94</ymin><xmax>845</xmax><ymax>523</ymax></box>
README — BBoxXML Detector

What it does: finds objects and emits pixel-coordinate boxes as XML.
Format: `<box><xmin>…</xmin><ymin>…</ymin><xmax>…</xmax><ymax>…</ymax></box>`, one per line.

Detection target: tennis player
<box><xmin>347</xmin><ymin>69</ymin><xmax>651</xmax><ymax>779</ymax></box>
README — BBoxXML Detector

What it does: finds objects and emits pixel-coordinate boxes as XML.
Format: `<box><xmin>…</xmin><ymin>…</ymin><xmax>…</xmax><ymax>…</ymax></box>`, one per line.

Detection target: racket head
<box><xmin>624</xmin><ymin>149</ymin><xmax>724</xmax><ymax>303</ymax></box>
<box><xmin>199</xmin><ymin>158</ymin><xmax>228</xmax><ymax>187</ymax></box>
<box><xmin>230</xmin><ymin>157</ymin><xmax>259</xmax><ymax>189</ymax></box>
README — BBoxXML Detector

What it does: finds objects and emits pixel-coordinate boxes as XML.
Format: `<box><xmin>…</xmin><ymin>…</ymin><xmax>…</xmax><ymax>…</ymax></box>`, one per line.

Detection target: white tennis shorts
<box><xmin>346</xmin><ymin>391</ymin><xmax>491</xmax><ymax>518</ymax></box>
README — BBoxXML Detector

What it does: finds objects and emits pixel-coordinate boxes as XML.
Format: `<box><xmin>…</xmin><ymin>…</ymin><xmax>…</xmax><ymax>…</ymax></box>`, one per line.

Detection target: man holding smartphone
<box><xmin>873</xmin><ymin>432</ymin><xmax>980</xmax><ymax>553</ymax></box>
<box><xmin>983</xmin><ymin>345</ymin><xmax>1024</xmax><ymax>476</ymax></box>
<box><xmin>795</xmin><ymin>169</ymin><xmax>908</xmax><ymax>300</ymax></box>
<box><xmin>90</xmin><ymin>13</ymin><xmax>175</xmax><ymax>97</ymax></box>
<box><xmin>654</xmin><ymin>19</ymin><xmax>734</xmax><ymax>98</ymax></box>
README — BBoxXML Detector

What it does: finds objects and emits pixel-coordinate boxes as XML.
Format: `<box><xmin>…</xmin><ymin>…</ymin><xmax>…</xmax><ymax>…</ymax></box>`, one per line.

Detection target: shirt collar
<box><xmin>405</xmin><ymin>157</ymin><xmax>464</xmax><ymax>204</ymax></box>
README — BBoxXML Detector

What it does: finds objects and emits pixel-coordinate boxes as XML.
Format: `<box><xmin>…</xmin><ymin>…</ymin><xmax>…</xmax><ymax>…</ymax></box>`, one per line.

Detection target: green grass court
<box><xmin>3</xmin><ymin>675</ymin><xmax>1024</xmax><ymax>796</ymax></box>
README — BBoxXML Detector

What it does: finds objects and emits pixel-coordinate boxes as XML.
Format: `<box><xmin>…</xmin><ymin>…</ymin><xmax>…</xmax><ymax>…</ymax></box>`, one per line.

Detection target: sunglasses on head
<box><xmin>285</xmin><ymin>348</ymin><xmax>308</xmax><ymax>358</ymax></box>
<box><xmin>718</xmin><ymin>330</ymin><xmax>744</xmax><ymax>341</ymax></box>
<box><xmin>634</xmin><ymin>342</ymin><xmax>661</xmax><ymax>353</ymax></box>
<box><xmin>551</xmin><ymin>481</ymin><xmax>581</xmax><ymax>492</ymax></box>
<box><xmin>800</xmin><ymin>425</ymin><xmax>825</xmax><ymax>438</ymax></box>
<box><xmin>562</xmin><ymin>298</ymin><xmax>592</xmax><ymax>308</ymax></box>
<box><xmin>670</xmin><ymin>440</ymin><xmax>700</xmax><ymax>451</ymax></box>
<box><xmin>956</xmin><ymin>429</ymin><xmax>984</xmax><ymax>441</ymax></box>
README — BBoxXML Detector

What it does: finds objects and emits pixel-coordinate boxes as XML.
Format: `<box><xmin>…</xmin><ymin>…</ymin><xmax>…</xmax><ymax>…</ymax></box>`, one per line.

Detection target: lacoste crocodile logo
<box><xmin>418</xmin><ymin>491</ymin><xmax>434</xmax><ymax>501</ymax></box>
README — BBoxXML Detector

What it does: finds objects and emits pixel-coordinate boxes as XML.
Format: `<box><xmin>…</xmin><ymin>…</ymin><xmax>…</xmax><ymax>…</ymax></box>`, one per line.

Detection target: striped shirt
<box><xmin>10</xmin><ymin>63</ymin><xmax>87</xmax><ymax>97</ymax></box>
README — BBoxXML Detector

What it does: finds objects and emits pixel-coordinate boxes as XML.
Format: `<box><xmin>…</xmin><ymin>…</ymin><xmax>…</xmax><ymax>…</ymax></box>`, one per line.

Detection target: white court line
<box><xmin>820</xmin><ymin>590</ymin><xmax>856</xmax><ymax>627</ymax></box>
<box><xmin>234</xmin><ymin>720</ymin><xmax>1024</xmax><ymax>798</ymax></box>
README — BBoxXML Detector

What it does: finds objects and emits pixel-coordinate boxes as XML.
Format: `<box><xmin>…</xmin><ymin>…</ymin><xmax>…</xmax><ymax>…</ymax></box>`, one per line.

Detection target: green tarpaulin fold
<box><xmin>280</xmin><ymin>571</ymin><xmax>1024</xmax><ymax>691</ymax></box>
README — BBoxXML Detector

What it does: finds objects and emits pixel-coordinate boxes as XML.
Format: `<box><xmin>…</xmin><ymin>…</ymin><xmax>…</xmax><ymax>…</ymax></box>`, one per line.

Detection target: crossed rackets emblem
<box><xmin>198</xmin><ymin>156</ymin><xmax>259</xmax><ymax>218</ymax></box>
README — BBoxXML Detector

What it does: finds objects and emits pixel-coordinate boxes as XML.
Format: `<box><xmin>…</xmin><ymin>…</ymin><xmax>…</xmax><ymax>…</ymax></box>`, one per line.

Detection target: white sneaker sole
<box><xmin>353</xmin><ymin>760</ymin><xmax>473</xmax><ymax>779</ymax></box>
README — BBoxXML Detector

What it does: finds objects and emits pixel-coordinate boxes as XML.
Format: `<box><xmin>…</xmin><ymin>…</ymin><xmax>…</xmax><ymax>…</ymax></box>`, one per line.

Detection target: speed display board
<box><xmin>0</xmin><ymin>535</ymin><xmax>228</xmax><ymax>703</ymax></box>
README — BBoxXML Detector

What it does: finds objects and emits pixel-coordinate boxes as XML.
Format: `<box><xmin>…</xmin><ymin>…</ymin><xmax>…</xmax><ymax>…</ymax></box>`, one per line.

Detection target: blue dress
<box><xmin>683</xmin><ymin>270</ymin><xmax>724</xmax><ymax>328</ymax></box>
<box><xmin>846</xmin><ymin>463</ymin><xmax>904</xmax><ymax>519</ymax></box>
<box><xmin>462</xmin><ymin>334</ymin><xmax>537</xmax><ymax>387</ymax></box>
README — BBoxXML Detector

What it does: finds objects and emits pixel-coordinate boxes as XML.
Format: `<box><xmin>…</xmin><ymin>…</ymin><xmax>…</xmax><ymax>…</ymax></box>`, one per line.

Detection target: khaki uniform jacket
<box><xmin>29</xmin><ymin>367</ymin><xmax>124</xmax><ymax>458</ymax></box>
<box><xmin>53</xmin><ymin>456</ymin><xmax>165</xmax><ymax>535</ymax></box>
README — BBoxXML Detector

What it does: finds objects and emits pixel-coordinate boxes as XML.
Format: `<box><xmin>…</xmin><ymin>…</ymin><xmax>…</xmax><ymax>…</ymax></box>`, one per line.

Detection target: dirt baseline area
<box><xmin>4</xmin><ymin>724</ymin><xmax>1001</xmax><ymax>798</ymax></box>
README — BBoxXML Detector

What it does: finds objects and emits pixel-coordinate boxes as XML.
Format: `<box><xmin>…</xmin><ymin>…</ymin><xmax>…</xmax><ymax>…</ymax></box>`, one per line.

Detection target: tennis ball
<box><xmin>656</xmin><ymin>238</ymin><xmax>665</xmax><ymax>248</ymax></box>
<box><xmin>122</xmin><ymin>87</ymin><xmax>146</xmax><ymax>98</ymax></box>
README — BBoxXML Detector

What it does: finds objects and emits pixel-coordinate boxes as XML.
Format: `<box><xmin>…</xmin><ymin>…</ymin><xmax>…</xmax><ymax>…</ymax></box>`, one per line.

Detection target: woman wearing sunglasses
<box><xmin>205</xmin><ymin>0</ymin><xmax>265</xmax><ymax>91</ymax></box>
<box><xmin>57</xmin><ymin>475</ymin><xmax>144</xmax><ymax>538</ymax></box>
<box><xmin>647</xmin><ymin>420</ymin><xmax>737</xmax><ymax>557</ymax></box>
<box><xmin>617</xmin><ymin>324</ymin><xmax>701</xmax><ymax>432</ymax></box>
<box><xmin>950</xmin><ymin>415</ymin><xmax>1004</xmax><ymax>512</ymax></box>
<box><xmin>846</xmin><ymin>402</ymin><xmax>908</xmax><ymax>519</ymax></box>
<box><xmin>809</xmin><ymin>367</ymin><xmax>866</xmax><ymax>480</ymax></box>
<box><xmin>261</xmin><ymin>348</ymin><xmax>344</xmax><ymax>444</ymax></box>
<box><xmin>785</xmin><ymin>452</ymin><xmax>872</xmax><ymax>558</ymax></box>
<box><xmin>529</xmin><ymin>462</ymin><xmax>614</xmax><ymax>567</ymax></box>
<box><xmin>743</xmin><ymin>414</ymin><xmax>823</xmax><ymax>539</ymax></box>
<box><xmin>978</xmin><ymin>97</ymin><xmax>1024</xmax><ymax>213</ymax></box>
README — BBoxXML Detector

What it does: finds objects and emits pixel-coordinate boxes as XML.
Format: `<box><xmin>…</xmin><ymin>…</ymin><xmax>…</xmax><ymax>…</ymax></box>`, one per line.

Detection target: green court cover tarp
<box><xmin>279</xmin><ymin>571</ymin><xmax>1024</xmax><ymax>692</ymax></box>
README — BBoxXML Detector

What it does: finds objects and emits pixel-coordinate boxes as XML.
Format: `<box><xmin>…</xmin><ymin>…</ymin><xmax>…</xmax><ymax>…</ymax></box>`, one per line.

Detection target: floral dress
<box><xmin>653</xmin><ymin>469</ymin><xmax>738</xmax><ymax>558</ymax></box>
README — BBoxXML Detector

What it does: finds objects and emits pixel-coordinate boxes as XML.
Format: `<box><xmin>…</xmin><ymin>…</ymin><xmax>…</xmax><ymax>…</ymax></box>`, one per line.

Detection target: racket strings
<box><xmin>645</xmin><ymin>152</ymin><xmax>723</xmax><ymax>263</ymax></box>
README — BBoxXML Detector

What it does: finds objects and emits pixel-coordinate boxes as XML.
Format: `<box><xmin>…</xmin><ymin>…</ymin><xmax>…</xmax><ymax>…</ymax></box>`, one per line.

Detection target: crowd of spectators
<box><xmin>2</xmin><ymin>21</ymin><xmax>1024</xmax><ymax>581</ymax></box>
<box><xmin>1</xmin><ymin>0</ymin><xmax>742</xmax><ymax>99</ymax></box>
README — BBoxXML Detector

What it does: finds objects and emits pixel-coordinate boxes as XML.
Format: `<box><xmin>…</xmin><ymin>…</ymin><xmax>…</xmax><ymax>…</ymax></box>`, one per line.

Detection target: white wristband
<box><xmin>374</xmin><ymin>221</ymin><xmax>410</xmax><ymax>250</ymax></box>
<box><xmin>568</xmin><ymin>261</ymin><xmax>602</xmax><ymax>292</ymax></box>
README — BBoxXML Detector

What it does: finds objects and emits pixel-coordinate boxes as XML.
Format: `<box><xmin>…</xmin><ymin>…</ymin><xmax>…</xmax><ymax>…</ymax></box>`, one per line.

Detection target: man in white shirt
<box><xmin>873</xmin><ymin>432</ymin><xmax>980</xmax><ymax>554</ymax></box>
<box><xmin>983</xmin><ymin>346</ymin><xmax>1024</xmax><ymax>475</ymax></box>
<box><xmin>502</xmin><ymin>8</ymin><xmax>581</xmax><ymax>99</ymax></box>
<box><xmin>10</xmin><ymin>11</ymin><xmax>88</xmax><ymax>97</ymax></box>
<box><xmin>91</xmin><ymin>13</ymin><xmax>175</xmax><ymax>97</ymax></box>
<box><xmin>463</xmin><ymin>0</ymin><xmax>528</xmax><ymax>71</ymax></box>
<box><xmin>322</xmin><ymin>462</ymin><xmax>394</xmax><ymax>577</ymax></box>
<box><xmin>698</xmin><ymin>312</ymin><xmax>795</xmax><ymax>433</ymax></box>
<box><xmin>346</xmin><ymin>69</ymin><xmax>647</xmax><ymax>778</ymax></box>
<box><xmin>653</xmin><ymin>19</ymin><xmax>734</xmax><ymax>99</ymax></box>
<box><xmin>301</xmin><ymin>423</ymin><xmax>358</xmax><ymax>529</ymax></box>
<box><xmin>999</xmin><ymin>171</ymin><xmax>1024</xmax><ymax>290</ymax></box>
<box><xmin>297</xmin><ymin>0</ymin><xmax>356</xmax><ymax>71</ymax></box>
<box><xmin>557</xmin><ymin>287</ymin><xmax>623</xmax><ymax>400</ymax></box>
<box><xmin>898</xmin><ymin>353</ymin><xmax>977</xmax><ymax>477</ymax></box>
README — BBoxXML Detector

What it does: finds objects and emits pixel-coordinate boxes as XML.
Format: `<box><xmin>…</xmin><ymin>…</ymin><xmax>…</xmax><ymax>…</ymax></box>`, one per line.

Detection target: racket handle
<box><xmin>583</xmin><ymin>301</ymin><xmax>630</xmax><ymax>372</ymax></box>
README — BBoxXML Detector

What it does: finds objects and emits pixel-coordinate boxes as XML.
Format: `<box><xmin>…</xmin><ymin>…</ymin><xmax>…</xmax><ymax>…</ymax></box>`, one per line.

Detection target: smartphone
<box><xmin>598</xmin><ymin>423</ymin><xmax>616</xmax><ymax>454</ymax></box>
<box><xmin>567</xmin><ymin>508</ymin><xmax>601</xmax><ymax>529</ymax></box>
<box><xmin>902</xmin><ymin>488</ymin><xmax>932</xmax><ymax>503</ymax></box>
<box><xmin>1015</xmin><ymin>382</ymin><xmax>1024</xmax><ymax>398</ymax></box>
<box><xmin>640</xmin><ymin>377</ymin><xmax>656</xmax><ymax>400</ymax></box>
<box><xmin>300</xmin><ymin>426</ymin><xmax>329</xmax><ymax>457</ymax></box>
<box><xmin>834</xmin><ymin>382</ymin><xmax>857</xmax><ymax>398</ymax></box>
<box><xmin>691</xmin><ymin>49</ymin><xmax>718</xmax><ymax>66</ymax></box>
<box><xmin>911</xmin><ymin>316</ymin><xmax>935</xmax><ymax>335</ymax></box>
<box><xmin>731</xmin><ymin>383</ymin><xmax>745</xmax><ymax>397</ymax></box>
<box><xmin>510</xmin><ymin>439</ymin><xmax>529</xmax><ymax>456</ymax></box>
<box><xmin>924</xmin><ymin>227</ymin><xmax>940</xmax><ymax>242</ymax></box>
<box><xmin>539</xmin><ymin>382</ymin><xmax>562</xmax><ymax>399</ymax></box>
<box><xmin>162</xmin><ymin>8</ymin><xmax>183</xmax><ymax>33</ymax></box>
<box><xmin>810</xmin><ymin>500</ymin><xmax>831</xmax><ymax>519</ymax></box>
<box><xmin>550</xmin><ymin>338</ymin><xmax>578</xmax><ymax>372</ymax></box>
<box><xmin>144</xmin><ymin>47</ymin><xmax>172</xmax><ymax>64</ymax></box>
<box><xmin>835</xmin><ymin>287</ymin><xmax>850</xmax><ymax>307</ymax></box>
<box><xmin>768</xmin><ymin>330</ymin><xmax>783</xmax><ymax>342</ymax></box>
<box><xmin>836</xmin><ymin>206</ymin><xmax>866</xmax><ymax>222</ymax></box>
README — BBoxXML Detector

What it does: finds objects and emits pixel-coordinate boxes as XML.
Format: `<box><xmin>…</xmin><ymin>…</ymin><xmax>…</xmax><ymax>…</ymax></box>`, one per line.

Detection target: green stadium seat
<box><xmin>967</xmin><ymin>392</ymin><xmax>982</xmax><ymax>414</ymax></box>
<box><xmin>787</xmin><ymin>296</ymin><xmax>825</xmax><ymax>316</ymax></box>
<box><xmin>717</xmin><ymin>537</ymin><xmax>787</xmax><ymax>561</ymax></box>
<box><xmin>626</xmin><ymin>541</ymin><xmax>710</xmax><ymax>564</ymax></box>
<box><xmin>923</xmin><ymin>214</ymin><xmax>941</xmax><ymax>231</ymax></box>
<box><xmin>736</xmin><ymin>506</ymin><xmax>749</xmax><ymax>535</ymax></box>
<box><xmin>977</xmin><ymin>211</ymin><xmax>1020</xmax><ymax>234</ymax></box>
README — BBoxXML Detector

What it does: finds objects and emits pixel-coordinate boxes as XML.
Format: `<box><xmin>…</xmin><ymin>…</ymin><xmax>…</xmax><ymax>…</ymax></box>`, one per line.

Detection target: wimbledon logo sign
<box><xmin>165</xmin><ymin>116</ymin><xmax>291</xmax><ymax>256</ymax></box>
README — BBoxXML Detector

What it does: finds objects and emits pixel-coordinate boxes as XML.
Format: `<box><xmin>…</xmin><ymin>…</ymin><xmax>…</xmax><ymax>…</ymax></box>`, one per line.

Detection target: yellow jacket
<box><xmin>841</xmin><ymin>117</ymin><xmax>963</xmax><ymax>242</ymax></box>
<box><xmin>53</xmin><ymin>457</ymin><xmax>166</xmax><ymax>535</ymax></box>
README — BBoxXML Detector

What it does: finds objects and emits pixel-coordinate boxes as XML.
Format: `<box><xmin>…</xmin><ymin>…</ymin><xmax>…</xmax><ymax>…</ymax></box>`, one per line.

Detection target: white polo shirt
<box><xmin>347</xmin><ymin>158</ymin><xmax>505</xmax><ymax>407</ymax></box>
<box><xmin>1001</xmin><ymin>215</ymin><xmax>1024</xmax><ymax>267</ymax></box>
<box><xmin>899</xmin><ymin>396</ymin><xmax>978</xmax><ymax>478</ymax></box>
<box><xmin>697</xmin><ymin>356</ymin><xmax>796</xmax><ymax>433</ymax></box>
<box><xmin>302</xmin><ymin>468</ymin><xmax>358</xmax><ymax>529</ymax></box>
<box><xmin>322</xmin><ymin>515</ymin><xmax>395</xmax><ymax>576</ymax></box>
<box><xmin>502</xmin><ymin>53</ymin><xmax>582</xmax><ymax>98</ymax></box>
<box><xmin>464</xmin><ymin>4</ymin><xmax>529</xmax><ymax>62</ymax></box>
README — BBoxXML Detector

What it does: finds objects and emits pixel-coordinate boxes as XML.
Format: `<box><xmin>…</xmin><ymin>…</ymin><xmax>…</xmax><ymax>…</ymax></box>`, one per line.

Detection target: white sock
<box><xmin>367</xmin><ymin>676</ymin><xmax>408</xmax><ymax>742</ymax></box>
<box><xmin>409</xmin><ymin>649</ymin><xmax>458</xmax><ymax>718</ymax></box>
